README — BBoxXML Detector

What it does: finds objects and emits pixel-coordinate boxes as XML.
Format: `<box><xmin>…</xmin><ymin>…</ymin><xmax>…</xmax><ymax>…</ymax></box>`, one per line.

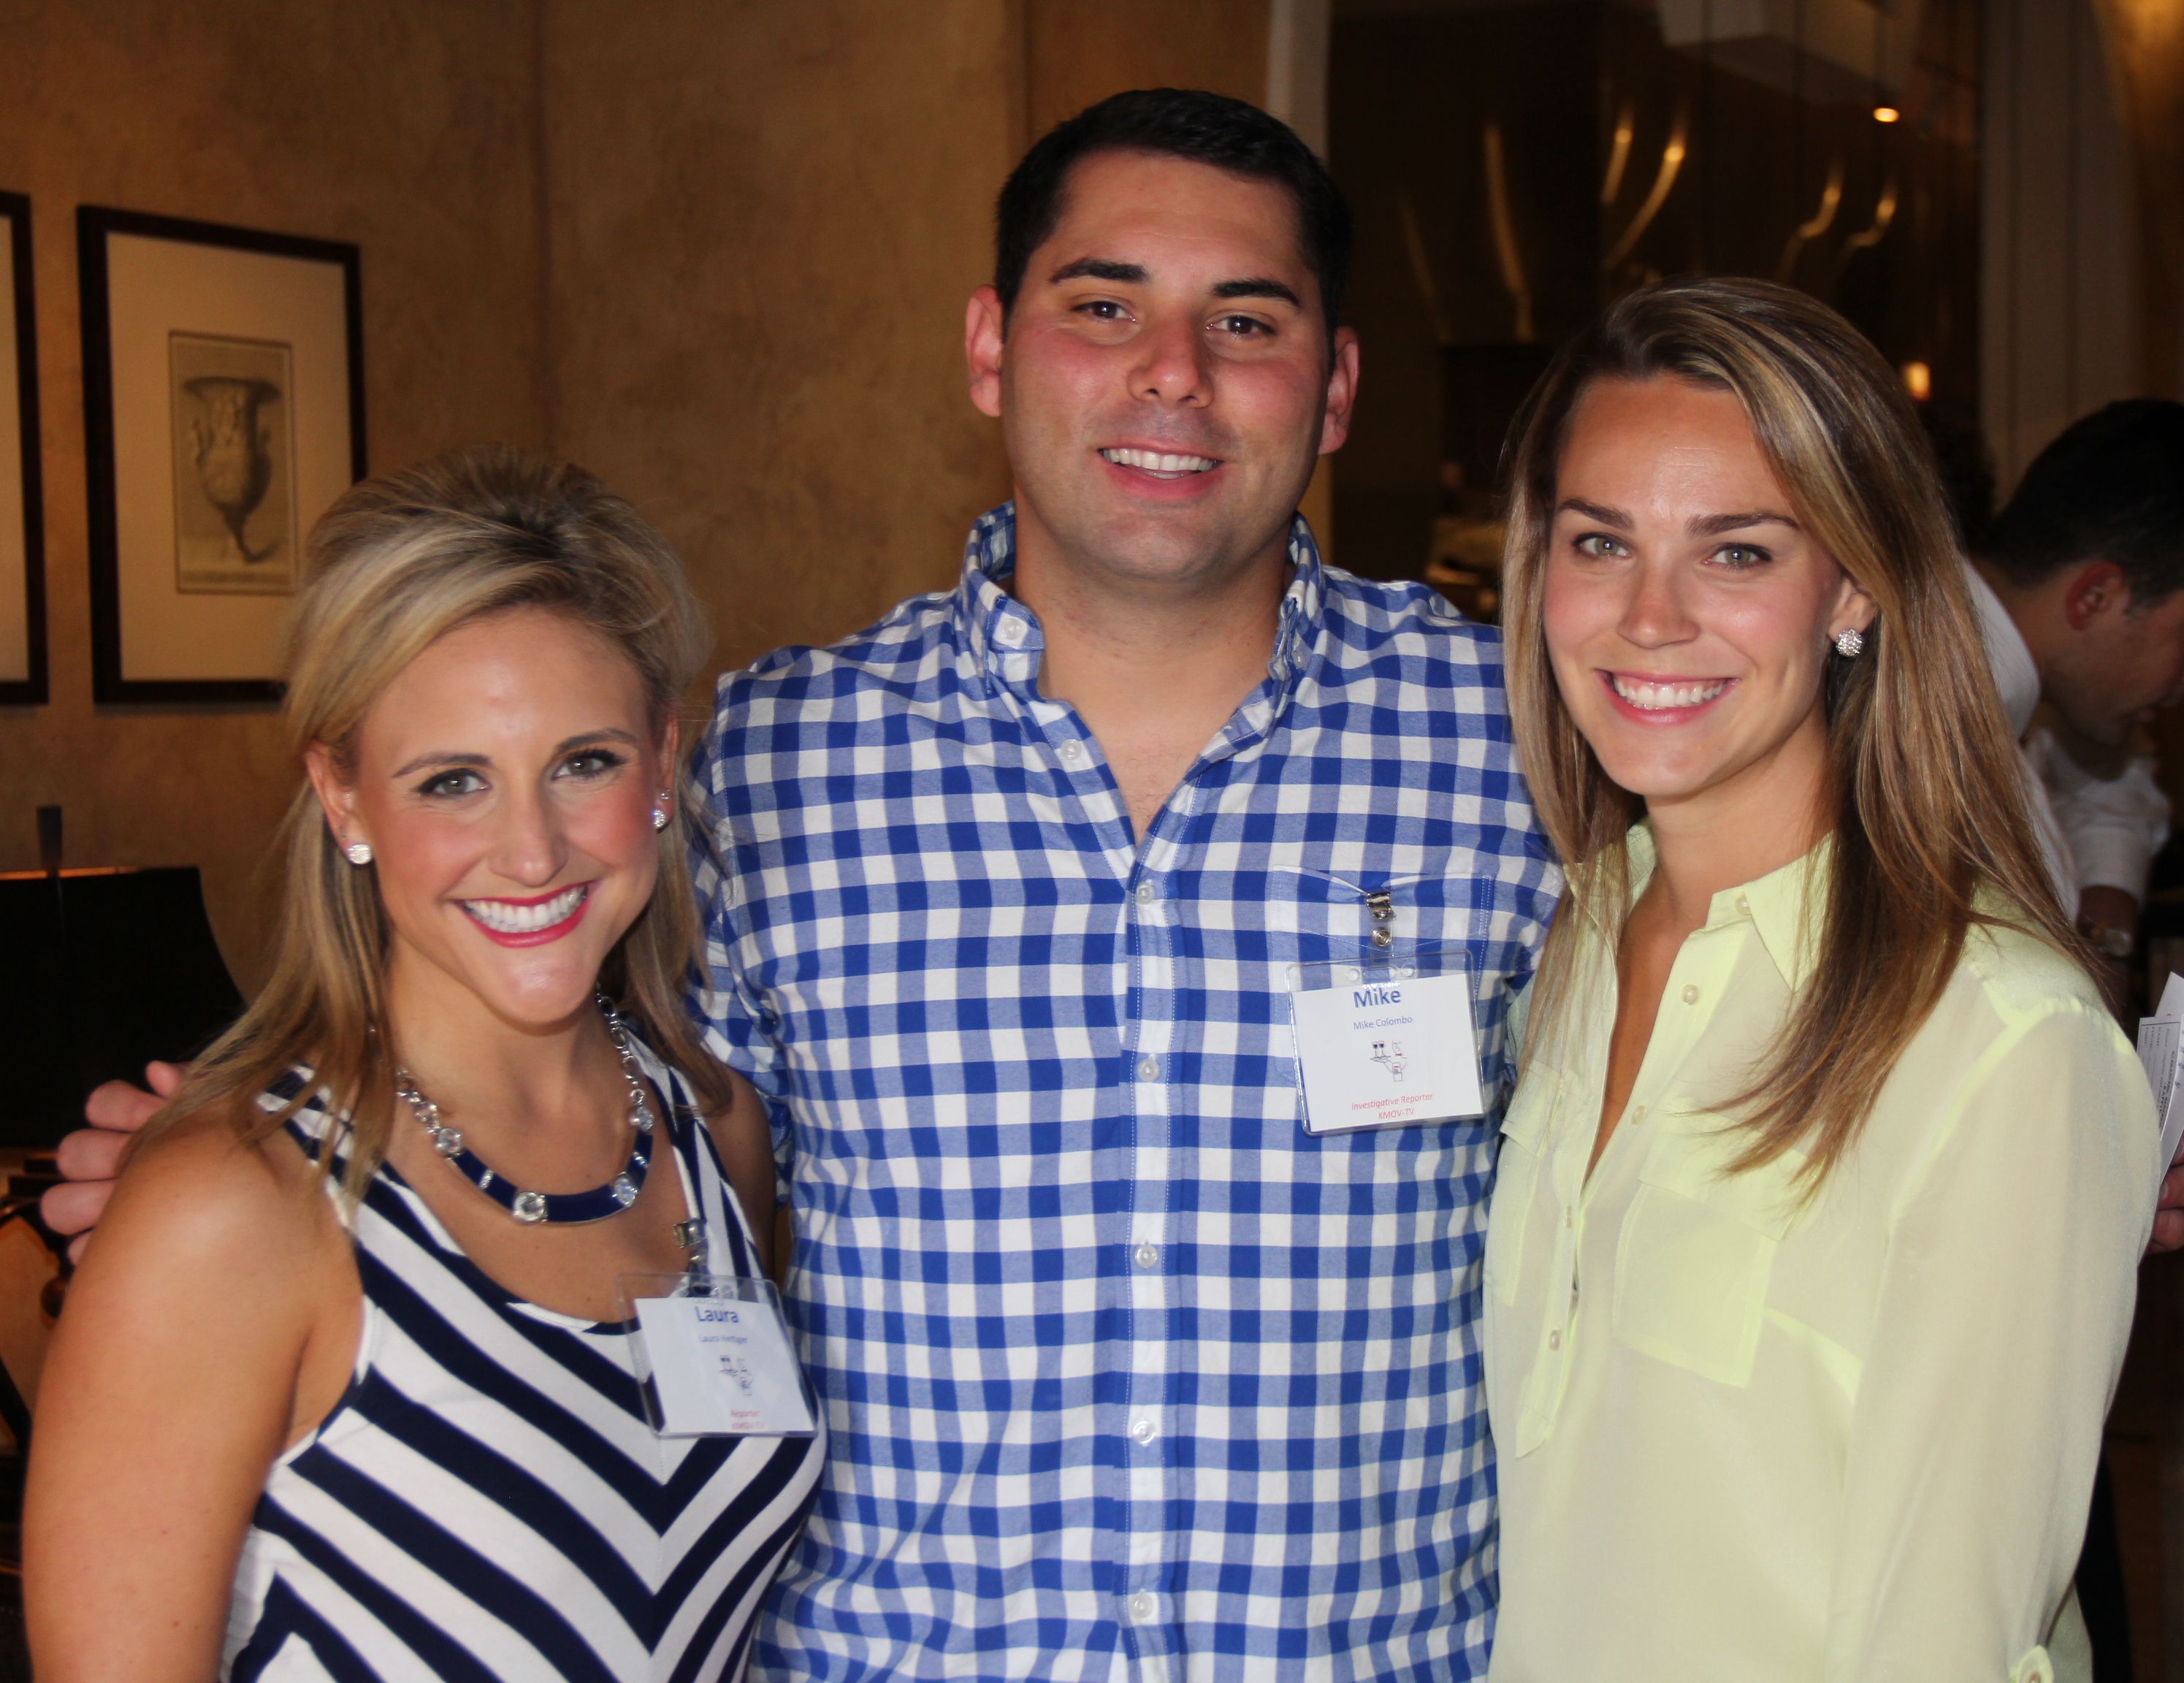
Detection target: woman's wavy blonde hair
<box><xmin>1501</xmin><ymin>278</ymin><xmax>2085</xmax><ymax>1188</ymax></box>
<box><xmin>140</xmin><ymin>444</ymin><xmax>730</xmax><ymax>1199</ymax></box>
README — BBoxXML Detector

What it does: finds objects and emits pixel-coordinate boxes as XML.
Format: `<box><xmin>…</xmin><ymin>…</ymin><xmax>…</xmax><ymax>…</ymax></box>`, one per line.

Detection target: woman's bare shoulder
<box><xmin>90</xmin><ymin>1104</ymin><xmax>343</xmax><ymax>1290</ymax></box>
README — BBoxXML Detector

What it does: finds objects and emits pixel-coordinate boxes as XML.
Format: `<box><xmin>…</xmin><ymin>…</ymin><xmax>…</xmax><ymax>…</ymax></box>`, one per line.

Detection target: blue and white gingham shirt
<box><xmin>693</xmin><ymin>505</ymin><xmax>1559</xmax><ymax>1682</ymax></box>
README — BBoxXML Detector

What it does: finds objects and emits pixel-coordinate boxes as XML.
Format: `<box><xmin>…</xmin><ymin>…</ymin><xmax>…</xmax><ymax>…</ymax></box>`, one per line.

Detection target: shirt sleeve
<box><xmin>2039</xmin><ymin>741</ymin><xmax>2172</xmax><ymax>902</ymax></box>
<box><xmin>683</xmin><ymin>701</ymin><xmax>796</xmax><ymax>1184</ymax></box>
<box><xmin>1822</xmin><ymin>1000</ymin><xmax>2156</xmax><ymax>1682</ymax></box>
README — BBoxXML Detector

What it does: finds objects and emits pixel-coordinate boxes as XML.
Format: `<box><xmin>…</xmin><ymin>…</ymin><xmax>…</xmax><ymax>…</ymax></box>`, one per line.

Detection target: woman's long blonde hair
<box><xmin>142</xmin><ymin>445</ymin><xmax>730</xmax><ymax>1198</ymax></box>
<box><xmin>1501</xmin><ymin>279</ymin><xmax>2084</xmax><ymax>1188</ymax></box>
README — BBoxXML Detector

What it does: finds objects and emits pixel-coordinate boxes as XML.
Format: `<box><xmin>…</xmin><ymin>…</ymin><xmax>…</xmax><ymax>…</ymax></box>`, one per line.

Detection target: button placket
<box><xmin>1120</xmin><ymin>832</ymin><xmax>1179</xmax><ymax>1612</ymax></box>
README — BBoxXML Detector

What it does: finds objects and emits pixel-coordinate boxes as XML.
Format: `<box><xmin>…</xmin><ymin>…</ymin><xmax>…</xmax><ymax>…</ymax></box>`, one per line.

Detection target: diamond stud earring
<box><xmin>1833</xmin><ymin>627</ymin><xmax>1865</xmax><ymax>658</ymax></box>
<box><xmin>343</xmin><ymin>841</ymin><xmax>374</xmax><ymax>866</ymax></box>
<box><xmin>651</xmin><ymin>793</ymin><xmax>672</xmax><ymax>832</ymax></box>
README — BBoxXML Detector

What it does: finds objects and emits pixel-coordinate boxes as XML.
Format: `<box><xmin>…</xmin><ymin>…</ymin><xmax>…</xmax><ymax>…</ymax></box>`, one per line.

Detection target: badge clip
<box><xmin>1365</xmin><ymin>888</ymin><xmax>1396</xmax><ymax>949</ymax></box>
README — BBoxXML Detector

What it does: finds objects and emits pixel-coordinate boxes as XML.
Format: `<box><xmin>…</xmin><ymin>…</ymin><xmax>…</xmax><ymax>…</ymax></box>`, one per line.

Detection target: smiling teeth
<box><xmin>1101</xmin><ymin>447</ymin><xmax>1218</xmax><ymax>475</ymax></box>
<box><xmin>462</xmin><ymin>884</ymin><xmax>587</xmax><ymax>934</ymax></box>
<box><xmin>1611</xmin><ymin>676</ymin><xmax>1730</xmax><ymax>710</ymax></box>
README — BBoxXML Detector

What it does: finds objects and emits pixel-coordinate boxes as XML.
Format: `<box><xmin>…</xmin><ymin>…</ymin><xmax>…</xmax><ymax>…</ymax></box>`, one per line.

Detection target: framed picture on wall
<box><xmin>78</xmin><ymin>207</ymin><xmax>364</xmax><ymax>703</ymax></box>
<box><xmin>0</xmin><ymin>194</ymin><xmax>47</xmax><ymax>706</ymax></box>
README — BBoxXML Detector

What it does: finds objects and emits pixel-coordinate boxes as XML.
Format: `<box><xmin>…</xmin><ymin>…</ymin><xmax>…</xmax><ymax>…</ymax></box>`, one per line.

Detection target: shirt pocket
<box><xmin>1485</xmin><ymin>1068</ymin><xmax>1560</xmax><ymax>1307</ymax></box>
<box><xmin>1267</xmin><ymin>866</ymin><xmax>1521</xmax><ymax>1091</ymax></box>
<box><xmin>1611</xmin><ymin>1122</ymin><xmax>1808</xmax><ymax>1386</ymax></box>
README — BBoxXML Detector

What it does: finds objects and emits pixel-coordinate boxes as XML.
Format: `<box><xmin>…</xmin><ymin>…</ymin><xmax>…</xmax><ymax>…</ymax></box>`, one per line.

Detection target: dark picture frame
<box><xmin>0</xmin><ymin>193</ymin><xmax>47</xmax><ymax>706</ymax></box>
<box><xmin>78</xmin><ymin>207</ymin><xmax>364</xmax><ymax>703</ymax></box>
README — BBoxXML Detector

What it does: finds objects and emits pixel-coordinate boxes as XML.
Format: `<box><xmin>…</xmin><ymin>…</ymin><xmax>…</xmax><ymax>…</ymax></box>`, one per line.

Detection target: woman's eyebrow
<box><xmin>1556</xmin><ymin>497</ymin><xmax>1633</xmax><ymax>527</ymax></box>
<box><xmin>1690</xmin><ymin>509</ymin><xmax>1800</xmax><ymax>535</ymax></box>
<box><xmin>552</xmin><ymin>728</ymin><xmax>643</xmax><ymax>755</ymax></box>
<box><xmin>392</xmin><ymin>749</ymin><xmax>489</xmax><ymax>778</ymax></box>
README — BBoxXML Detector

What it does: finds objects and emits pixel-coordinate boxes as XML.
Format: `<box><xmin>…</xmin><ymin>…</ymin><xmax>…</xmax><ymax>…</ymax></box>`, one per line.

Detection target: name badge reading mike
<box><xmin>1288</xmin><ymin>953</ymin><xmax>1486</xmax><ymax>1134</ymax></box>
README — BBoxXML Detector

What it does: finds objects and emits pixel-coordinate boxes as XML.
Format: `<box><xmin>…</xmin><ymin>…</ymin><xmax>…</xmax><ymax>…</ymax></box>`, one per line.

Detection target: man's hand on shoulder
<box><xmin>42</xmin><ymin>1062</ymin><xmax>183</xmax><ymax>1264</ymax></box>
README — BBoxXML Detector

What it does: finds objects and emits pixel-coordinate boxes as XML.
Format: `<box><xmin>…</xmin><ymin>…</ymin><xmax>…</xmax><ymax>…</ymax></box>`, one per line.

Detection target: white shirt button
<box><xmin>1060</xmin><ymin>739</ymin><xmax>1084</xmax><ymax>763</ymax></box>
<box><xmin>1134</xmin><ymin>881</ymin><xmax>1156</xmax><ymax>904</ymax></box>
<box><xmin>1563</xmin><ymin>1208</ymin><xmax>1574</xmax><ymax>1229</ymax></box>
<box><xmin>1129</xmin><ymin>1417</ymin><xmax>1157</xmax><ymax>1445</ymax></box>
<box><xmin>1736</xmin><ymin>894</ymin><xmax>1750</xmax><ymax>916</ymax></box>
<box><xmin>1629</xmin><ymin>1104</ymin><xmax>1647</xmax><ymax>1126</ymax></box>
<box><xmin>1134</xmin><ymin>1243</ymin><xmax>1159</xmax><ymax>1270</ymax></box>
<box><xmin>1548</xmin><ymin>1329</ymin><xmax>1562</xmax><ymax>1351</ymax></box>
<box><xmin>1137</xmin><ymin>1056</ymin><xmax>1159</xmax><ymax>1080</ymax></box>
<box><xmin>1129</xmin><ymin>1591</ymin><xmax>1156</xmax><ymax>1622</ymax></box>
<box><xmin>995</xmin><ymin>616</ymin><xmax>1026</xmax><ymax>646</ymax></box>
<box><xmin>1681</xmin><ymin>984</ymin><xmax>1700</xmax><ymax>1004</ymax></box>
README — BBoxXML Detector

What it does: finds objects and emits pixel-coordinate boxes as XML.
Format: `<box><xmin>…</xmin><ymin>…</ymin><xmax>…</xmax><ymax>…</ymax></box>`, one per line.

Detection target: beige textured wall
<box><xmin>0</xmin><ymin>0</ymin><xmax>549</xmax><ymax>990</ymax></box>
<box><xmin>1023</xmin><ymin>0</ymin><xmax>1272</xmax><ymax>133</ymax></box>
<box><xmin>0</xmin><ymin>0</ymin><xmax>1300</xmax><ymax>993</ymax></box>
<box><xmin>538</xmin><ymin>0</ymin><xmax>1017</xmax><ymax>675</ymax></box>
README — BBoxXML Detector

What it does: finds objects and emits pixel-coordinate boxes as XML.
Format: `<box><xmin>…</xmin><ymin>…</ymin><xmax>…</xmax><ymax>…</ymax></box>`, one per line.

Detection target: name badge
<box><xmin>1288</xmin><ymin>953</ymin><xmax>1486</xmax><ymax>1134</ymax></box>
<box><xmin>618</xmin><ymin>1272</ymin><xmax>817</xmax><ymax>1438</ymax></box>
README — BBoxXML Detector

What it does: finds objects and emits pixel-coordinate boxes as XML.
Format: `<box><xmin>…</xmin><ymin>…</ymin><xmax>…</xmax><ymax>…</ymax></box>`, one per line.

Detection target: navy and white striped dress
<box><xmin>222</xmin><ymin>1046</ymin><xmax>823</xmax><ymax>1681</ymax></box>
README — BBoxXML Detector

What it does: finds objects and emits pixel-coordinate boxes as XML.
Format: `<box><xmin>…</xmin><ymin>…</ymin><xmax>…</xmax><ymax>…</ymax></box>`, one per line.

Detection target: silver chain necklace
<box><xmin>394</xmin><ymin>996</ymin><xmax>656</xmax><ymax>1224</ymax></box>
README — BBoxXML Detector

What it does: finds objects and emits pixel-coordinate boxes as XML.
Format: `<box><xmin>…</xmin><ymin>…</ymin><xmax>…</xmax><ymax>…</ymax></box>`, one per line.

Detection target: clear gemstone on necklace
<box><xmin>430</xmin><ymin>1125</ymin><xmax>465</xmax><ymax>1157</ymax></box>
<box><xmin>513</xmin><ymin>1190</ymin><xmax>548</xmax><ymax>1224</ymax></box>
<box><xmin>611</xmin><ymin>1173</ymin><xmax>638</xmax><ymax>1207</ymax></box>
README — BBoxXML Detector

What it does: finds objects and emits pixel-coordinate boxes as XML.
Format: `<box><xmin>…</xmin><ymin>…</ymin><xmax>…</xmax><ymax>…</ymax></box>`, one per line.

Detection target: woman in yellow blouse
<box><xmin>1484</xmin><ymin>278</ymin><xmax>2156</xmax><ymax>1683</ymax></box>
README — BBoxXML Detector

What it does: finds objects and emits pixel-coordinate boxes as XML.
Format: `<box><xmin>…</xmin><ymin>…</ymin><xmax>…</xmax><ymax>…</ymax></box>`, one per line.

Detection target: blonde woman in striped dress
<box><xmin>26</xmin><ymin>448</ymin><xmax>822</xmax><ymax>1680</ymax></box>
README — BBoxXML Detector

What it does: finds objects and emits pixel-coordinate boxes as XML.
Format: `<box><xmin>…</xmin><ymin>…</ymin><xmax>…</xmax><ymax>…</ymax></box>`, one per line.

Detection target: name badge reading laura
<box><xmin>619</xmin><ymin>1274</ymin><xmax>816</xmax><ymax>1438</ymax></box>
<box><xmin>1288</xmin><ymin>956</ymin><xmax>1486</xmax><ymax>1134</ymax></box>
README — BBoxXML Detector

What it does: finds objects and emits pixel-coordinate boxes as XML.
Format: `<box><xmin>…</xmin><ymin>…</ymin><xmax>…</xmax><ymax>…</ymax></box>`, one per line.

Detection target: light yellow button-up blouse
<box><xmin>1484</xmin><ymin>828</ymin><xmax>2155</xmax><ymax>1683</ymax></box>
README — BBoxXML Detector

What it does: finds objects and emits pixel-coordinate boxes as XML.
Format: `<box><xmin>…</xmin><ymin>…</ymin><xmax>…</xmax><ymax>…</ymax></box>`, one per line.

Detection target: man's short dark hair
<box><xmin>994</xmin><ymin>88</ymin><xmax>1351</xmax><ymax>337</ymax></box>
<box><xmin>1986</xmin><ymin>399</ymin><xmax>2184</xmax><ymax>606</ymax></box>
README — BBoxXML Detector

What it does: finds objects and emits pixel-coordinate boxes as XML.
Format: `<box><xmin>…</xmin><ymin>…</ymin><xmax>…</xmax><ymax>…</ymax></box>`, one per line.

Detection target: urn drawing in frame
<box><xmin>169</xmin><ymin>332</ymin><xmax>298</xmax><ymax>595</ymax></box>
<box><xmin>79</xmin><ymin>206</ymin><xmax>363</xmax><ymax>702</ymax></box>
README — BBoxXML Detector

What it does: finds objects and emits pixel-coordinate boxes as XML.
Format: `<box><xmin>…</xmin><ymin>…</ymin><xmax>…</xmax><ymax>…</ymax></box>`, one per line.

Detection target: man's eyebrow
<box><xmin>1047</xmin><ymin>257</ymin><xmax>1148</xmax><ymax>286</ymax></box>
<box><xmin>1212</xmin><ymin>277</ymin><xmax>1302</xmax><ymax>308</ymax></box>
<box><xmin>1689</xmin><ymin>509</ymin><xmax>1800</xmax><ymax>536</ymax></box>
<box><xmin>1556</xmin><ymin>497</ymin><xmax>1633</xmax><ymax>527</ymax></box>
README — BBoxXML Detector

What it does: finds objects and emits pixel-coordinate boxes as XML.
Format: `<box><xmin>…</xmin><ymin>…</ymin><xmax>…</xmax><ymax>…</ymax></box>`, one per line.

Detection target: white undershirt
<box><xmin>1966</xmin><ymin>565</ymin><xmax>2171</xmax><ymax>909</ymax></box>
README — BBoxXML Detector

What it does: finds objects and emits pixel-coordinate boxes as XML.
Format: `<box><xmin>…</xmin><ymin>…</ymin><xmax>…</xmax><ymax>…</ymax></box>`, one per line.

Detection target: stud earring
<box><xmin>343</xmin><ymin>841</ymin><xmax>374</xmax><ymax>866</ymax></box>
<box><xmin>1833</xmin><ymin>627</ymin><xmax>1865</xmax><ymax>658</ymax></box>
<box><xmin>651</xmin><ymin>794</ymin><xmax>672</xmax><ymax>832</ymax></box>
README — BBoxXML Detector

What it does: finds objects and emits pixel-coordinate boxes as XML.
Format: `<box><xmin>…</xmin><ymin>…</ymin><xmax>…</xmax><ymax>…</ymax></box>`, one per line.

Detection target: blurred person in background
<box><xmin>1964</xmin><ymin>401</ymin><xmax>2184</xmax><ymax>982</ymax></box>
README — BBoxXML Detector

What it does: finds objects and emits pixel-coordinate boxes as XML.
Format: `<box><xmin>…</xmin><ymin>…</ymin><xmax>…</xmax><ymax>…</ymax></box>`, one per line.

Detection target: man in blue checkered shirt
<box><xmin>704</xmin><ymin>92</ymin><xmax>1558</xmax><ymax>1680</ymax></box>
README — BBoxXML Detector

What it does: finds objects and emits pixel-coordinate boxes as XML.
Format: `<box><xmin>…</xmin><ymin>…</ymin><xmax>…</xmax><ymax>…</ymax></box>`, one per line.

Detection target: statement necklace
<box><xmin>395</xmin><ymin>997</ymin><xmax>656</xmax><ymax>1225</ymax></box>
